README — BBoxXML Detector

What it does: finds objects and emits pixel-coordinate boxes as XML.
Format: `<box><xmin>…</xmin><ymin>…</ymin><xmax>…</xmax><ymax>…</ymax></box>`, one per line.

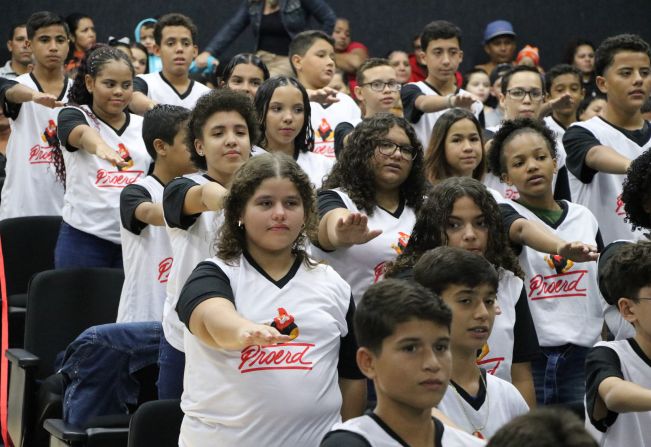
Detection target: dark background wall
<box><xmin>4</xmin><ymin>0</ymin><xmax>651</xmax><ymax>72</ymax></box>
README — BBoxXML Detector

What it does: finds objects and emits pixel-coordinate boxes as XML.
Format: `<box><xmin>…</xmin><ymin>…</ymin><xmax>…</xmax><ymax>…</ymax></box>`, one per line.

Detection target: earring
<box><xmin>237</xmin><ymin>220</ymin><xmax>243</xmax><ymax>229</ymax></box>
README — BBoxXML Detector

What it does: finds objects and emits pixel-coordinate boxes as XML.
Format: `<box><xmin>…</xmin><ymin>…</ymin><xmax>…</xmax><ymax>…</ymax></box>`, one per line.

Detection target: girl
<box><xmin>220</xmin><ymin>53</ymin><xmax>270</xmax><ymax>100</ymax></box>
<box><xmin>55</xmin><ymin>45</ymin><xmax>151</xmax><ymax>268</ymax></box>
<box><xmin>463</xmin><ymin>69</ymin><xmax>500</xmax><ymax>128</ymax></box>
<box><xmin>387</xmin><ymin>50</ymin><xmax>411</xmax><ymax>85</ymax></box>
<box><xmin>253</xmin><ymin>76</ymin><xmax>333</xmax><ymax>188</ymax></box>
<box><xmin>64</xmin><ymin>13</ymin><xmax>97</xmax><ymax>75</ymax></box>
<box><xmin>130</xmin><ymin>42</ymin><xmax>149</xmax><ymax>75</ymax></box>
<box><xmin>311</xmin><ymin>113</ymin><xmax>427</xmax><ymax>304</ymax></box>
<box><xmin>425</xmin><ymin>108</ymin><xmax>486</xmax><ymax>185</ymax></box>
<box><xmin>176</xmin><ymin>153</ymin><xmax>365</xmax><ymax>446</ymax></box>
<box><xmin>158</xmin><ymin>88</ymin><xmax>258</xmax><ymax>399</ymax></box>
<box><xmin>577</xmin><ymin>94</ymin><xmax>607</xmax><ymax>121</ymax></box>
<box><xmin>563</xmin><ymin>38</ymin><xmax>597</xmax><ymax>98</ymax></box>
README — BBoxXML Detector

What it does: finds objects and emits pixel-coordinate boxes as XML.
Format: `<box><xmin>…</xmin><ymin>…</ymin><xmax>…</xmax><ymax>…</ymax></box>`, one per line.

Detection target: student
<box><xmin>312</xmin><ymin>113</ymin><xmax>427</xmax><ymax>305</ymax></box>
<box><xmin>133</xmin><ymin>18</ymin><xmax>162</xmax><ymax>73</ymax></box>
<box><xmin>176</xmin><ymin>153</ymin><xmax>365</xmax><ymax>446</ymax></box>
<box><xmin>54</xmin><ymin>45</ymin><xmax>151</xmax><ymax>268</ymax></box>
<box><xmin>321</xmin><ymin>279</ymin><xmax>486</xmax><ymax>446</ymax></box>
<box><xmin>130</xmin><ymin>13</ymin><xmax>210</xmax><ymax>114</ymax></box>
<box><xmin>563</xmin><ymin>34</ymin><xmax>651</xmax><ymax>245</ymax></box>
<box><xmin>475</xmin><ymin>20</ymin><xmax>517</xmax><ymax>77</ymax></box>
<box><xmin>158</xmin><ymin>88</ymin><xmax>257</xmax><ymax>399</ymax></box>
<box><xmin>0</xmin><ymin>11</ymin><xmax>72</xmax><ymax>220</ymax></box>
<box><xmin>414</xmin><ymin>247</ymin><xmax>529</xmax><ymax>439</ymax></box>
<box><xmin>1</xmin><ymin>24</ymin><xmax>32</xmax><ymax>79</ymax></box>
<box><xmin>332</xmin><ymin>18</ymin><xmax>369</xmax><ymax>94</ymax></box>
<box><xmin>253</xmin><ymin>76</ymin><xmax>333</xmax><ymax>188</ymax></box>
<box><xmin>220</xmin><ymin>53</ymin><xmax>270</xmax><ymax>100</ymax></box>
<box><xmin>290</xmin><ymin>30</ymin><xmax>361</xmax><ymax>158</ymax></box>
<box><xmin>328</xmin><ymin>69</ymin><xmax>350</xmax><ymax>95</ymax></box>
<box><xmin>564</xmin><ymin>38</ymin><xmax>598</xmax><ymax>99</ymax></box>
<box><xmin>130</xmin><ymin>42</ymin><xmax>149</xmax><ymax>75</ymax></box>
<box><xmin>576</xmin><ymin>94</ymin><xmax>606</xmax><ymax>121</ymax></box>
<box><xmin>488</xmin><ymin>118</ymin><xmax>604</xmax><ymax>413</ymax></box>
<box><xmin>585</xmin><ymin>241</ymin><xmax>651</xmax><ymax>447</ymax></box>
<box><xmin>401</xmin><ymin>20</ymin><xmax>481</xmax><ymax>149</ymax></box>
<box><xmin>463</xmin><ymin>68</ymin><xmax>499</xmax><ymax>128</ymax></box>
<box><xmin>118</xmin><ymin>105</ymin><xmax>195</xmax><ymax>323</ymax></box>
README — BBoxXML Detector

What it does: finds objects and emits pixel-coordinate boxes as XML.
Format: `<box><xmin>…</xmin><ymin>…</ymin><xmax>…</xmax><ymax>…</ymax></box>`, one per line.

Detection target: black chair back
<box><xmin>127</xmin><ymin>399</ymin><xmax>183</xmax><ymax>447</ymax></box>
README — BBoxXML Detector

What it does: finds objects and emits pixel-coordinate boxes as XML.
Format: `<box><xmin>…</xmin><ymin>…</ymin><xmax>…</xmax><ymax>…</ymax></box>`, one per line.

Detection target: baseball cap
<box><xmin>483</xmin><ymin>20</ymin><xmax>516</xmax><ymax>44</ymax></box>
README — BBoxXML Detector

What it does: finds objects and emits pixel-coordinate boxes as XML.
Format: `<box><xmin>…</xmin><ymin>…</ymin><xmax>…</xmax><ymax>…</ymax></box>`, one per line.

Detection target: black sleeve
<box><xmin>334</xmin><ymin>122</ymin><xmax>354</xmax><ymax>159</ymax></box>
<box><xmin>0</xmin><ymin>78</ymin><xmax>20</xmax><ymax>119</ymax></box>
<box><xmin>57</xmin><ymin>107</ymin><xmax>89</xmax><ymax>151</ymax></box>
<box><xmin>400</xmin><ymin>84</ymin><xmax>425</xmax><ymax>124</ymax></box>
<box><xmin>120</xmin><ymin>184</ymin><xmax>152</xmax><ymax>235</ymax></box>
<box><xmin>553</xmin><ymin>166</ymin><xmax>572</xmax><ymax>201</ymax></box>
<box><xmin>163</xmin><ymin>177</ymin><xmax>201</xmax><ymax>229</ymax></box>
<box><xmin>338</xmin><ymin>297</ymin><xmax>364</xmax><ymax>380</ymax></box>
<box><xmin>598</xmin><ymin>241</ymin><xmax>630</xmax><ymax>303</ymax></box>
<box><xmin>320</xmin><ymin>431</ymin><xmax>372</xmax><ymax>447</ymax></box>
<box><xmin>176</xmin><ymin>261</ymin><xmax>234</xmax><ymax>329</ymax></box>
<box><xmin>563</xmin><ymin>126</ymin><xmax>600</xmax><ymax>184</ymax></box>
<box><xmin>133</xmin><ymin>77</ymin><xmax>148</xmax><ymax>95</ymax></box>
<box><xmin>317</xmin><ymin>189</ymin><xmax>347</xmax><ymax>218</ymax></box>
<box><xmin>595</xmin><ymin>229</ymin><xmax>605</xmax><ymax>253</ymax></box>
<box><xmin>499</xmin><ymin>203</ymin><xmax>525</xmax><ymax>255</ymax></box>
<box><xmin>585</xmin><ymin>345</ymin><xmax>623</xmax><ymax>432</ymax></box>
<box><xmin>512</xmin><ymin>285</ymin><xmax>540</xmax><ymax>362</ymax></box>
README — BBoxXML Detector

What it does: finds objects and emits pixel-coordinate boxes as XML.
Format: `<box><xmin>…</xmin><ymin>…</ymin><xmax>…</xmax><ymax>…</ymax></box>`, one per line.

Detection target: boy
<box><xmin>0</xmin><ymin>11</ymin><xmax>71</xmax><ymax>219</ymax></box>
<box><xmin>1</xmin><ymin>24</ymin><xmax>32</xmax><ymax>80</ymax></box>
<box><xmin>130</xmin><ymin>14</ymin><xmax>209</xmax><ymax>114</ymax></box>
<box><xmin>321</xmin><ymin>278</ymin><xmax>486</xmax><ymax>446</ymax></box>
<box><xmin>563</xmin><ymin>34</ymin><xmax>651</xmax><ymax>245</ymax></box>
<box><xmin>414</xmin><ymin>247</ymin><xmax>529</xmax><ymax>440</ymax></box>
<box><xmin>332</xmin><ymin>18</ymin><xmax>369</xmax><ymax>95</ymax></box>
<box><xmin>585</xmin><ymin>241</ymin><xmax>651</xmax><ymax>447</ymax></box>
<box><xmin>475</xmin><ymin>20</ymin><xmax>516</xmax><ymax>77</ymax></box>
<box><xmin>134</xmin><ymin>18</ymin><xmax>162</xmax><ymax>73</ymax></box>
<box><xmin>401</xmin><ymin>20</ymin><xmax>481</xmax><ymax>148</ymax></box>
<box><xmin>290</xmin><ymin>30</ymin><xmax>361</xmax><ymax>158</ymax></box>
<box><xmin>118</xmin><ymin>105</ymin><xmax>195</xmax><ymax>323</ymax></box>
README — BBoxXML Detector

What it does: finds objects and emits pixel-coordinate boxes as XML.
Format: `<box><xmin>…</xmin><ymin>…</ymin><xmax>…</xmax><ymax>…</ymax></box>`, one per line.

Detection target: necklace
<box><xmin>450</xmin><ymin>370</ymin><xmax>489</xmax><ymax>439</ymax></box>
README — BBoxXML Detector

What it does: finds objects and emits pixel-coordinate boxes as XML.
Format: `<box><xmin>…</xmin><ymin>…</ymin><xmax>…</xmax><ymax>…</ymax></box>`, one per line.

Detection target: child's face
<box><xmin>548</xmin><ymin>73</ymin><xmax>583</xmax><ymax>117</ymax></box>
<box><xmin>85</xmin><ymin>60</ymin><xmax>133</xmax><ymax>118</ymax></box>
<box><xmin>196</xmin><ymin>111</ymin><xmax>251</xmax><ymax>180</ymax></box>
<box><xmin>226</xmin><ymin>63</ymin><xmax>265</xmax><ymax>99</ymax></box>
<box><xmin>388</xmin><ymin>51</ymin><xmax>411</xmax><ymax>84</ymax></box>
<box><xmin>157</xmin><ymin>26</ymin><xmax>197</xmax><ymax>76</ymax></box>
<box><xmin>165</xmin><ymin>125</ymin><xmax>195</xmax><ymax>176</ymax></box>
<box><xmin>500</xmin><ymin>71</ymin><xmax>544</xmax><ymax>119</ymax></box>
<box><xmin>484</xmin><ymin>36</ymin><xmax>516</xmax><ymax>64</ymax></box>
<box><xmin>327</xmin><ymin>72</ymin><xmax>348</xmax><ymax>93</ymax></box>
<box><xmin>240</xmin><ymin>177</ymin><xmax>305</xmax><ymax>256</ymax></box>
<box><xmin>139</xmin><ymin>26</ymin><xmax>156</xmax><ymax>54</ymax></box>
<box><xmin>131</xmin><ymin>47</ymin><xmax>147</xmax><ymax>75</ymax></box>
<box><xmin>501</xmin><ymin>131</ymin><xmax>557</xmax><ymax>202</ymax></box>
<box><xmin>354</xmin><ymin>65</ymin><xmax>399</xmax><ymax>115</ymax></box>
<box><xmin>574</xmin><ymin>44</ymin><xmax>595</xmax><ymax>75</ymax></box>
<box><xmin>264</xmin><ymin>85</ymin><xmax>305</xmax><ymax>150</ymax></box>
<box><xmin>292</xmin><ymin>38</ymin><xmax>335</xmax><ymax>89</ymax></box>
<box><xmin>332</xmin><ymin>19</ymin><xmax>351</xmax><ymax>52</ymax></box>
<box><xmin>29</xmin><ymin>25</ymin><xmax>69</xmax><ymax>70</ymax></box>
<box><xmin>361</xmin><ymin>319</ymin><xmax>451</xmax><ymax>411</ymax></box>
<box><xmin>423</xmin><ymin>38</ymin><xmax>463</xmax><ymax>85</ymax></box>
<box><xmin>597</xmin><ymin>51</ymin><xmax>651</xmax><ymax>114</ymax></box>
<box><xmin>619</xmin><ymin>285</ymin><xmax>651</xmax><ymax>337</ymax></box>
<box><xmin>579</xmin><ymin>98</ymin><xmax>606</xmax><ymax>121</ymax></box>
<box><xmin>444</xmin><ymin>118</ymin><xmax>482</xmax><ymax>177</ymax></box>
<box><xmin>440</xmin><ymin>283</ymin><xmax>497</xmax><ymax>353</ymax></box>
<box><xmin>445</xmin><ymin>196</ymin><xmax>488</xmax><ymax>256</ymax></box>
<box><xmin>465</xmin><ymin>72</ymin><xmax>491</xmax><ymax>103</ymax></box>
<box><xmin>73</xmin><ymin>18</ymin><xmax>96</xmax><ymax>52</ymax></box>
<box><xmin>370</xmin><ymin>125</ymin><xmax>414</xmax><ymax>191</ymax></box>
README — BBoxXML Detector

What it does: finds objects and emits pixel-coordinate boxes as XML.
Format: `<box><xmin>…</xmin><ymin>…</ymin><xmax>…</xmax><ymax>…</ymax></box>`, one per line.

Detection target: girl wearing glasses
<box><xmin>311</xmin><ymin>113</ymin><xmax>427</xmax><ymax>305</ymax></box>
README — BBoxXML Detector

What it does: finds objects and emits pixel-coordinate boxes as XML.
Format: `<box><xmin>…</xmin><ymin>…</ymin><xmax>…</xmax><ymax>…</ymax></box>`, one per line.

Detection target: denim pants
<box><xmin>157</xmin><ymin>333</ymin><xmax>185</xmax><ymax>399</ymax></box>
<box><xmin>59</xmin><ymin>321</ymin><xmax>162</xmax><ymax>426</ymax></box>
<box><xmin>55</xmin><ymin>221</ymin><xmax>123</xmax><ymax>269</ymax></box>
<box><xmin>531</xmin><ymin>344</ymin><xmax>589</xmax><ymax>415</ymax></box>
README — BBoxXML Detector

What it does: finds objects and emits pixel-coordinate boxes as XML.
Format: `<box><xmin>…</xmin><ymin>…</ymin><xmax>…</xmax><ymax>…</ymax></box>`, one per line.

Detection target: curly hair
<box><xmin>599</xmin><ymin>241</ymin><xmax>651</xmax><ymax>306</ymax></box>
<box><xmin>487</xmin><ymin>118</ymin><xmax>558</xmax><ymax>178</ymax></box>
<box><xmin>424</xmin><ymin>108</ymin><xmax>486</xmax><ymax>184</ymax></box>
<box><xmin>323</xmin><ymin>113</ymin><xmax>427</xmax><ymax>216</ymax></box>
<box><xmin>217</xmin><ymin>153</ymin><xmax>318</xmax><ymax>267</ymax></box>
<box><xmin>253</xmin><ymin>76</ymin><xmax>314</xmax><ymax>154</ymax></box>
<box><xmin>186</xmin><ymin>89</ymin><xmax>259</xmax><ymax>171</ymax></box>
<box><xmin>622</xmin><ymin>148</ymin><xmax>651</xmax><ymax>231</ymax></box>
<box><xmin>386</xmin><ymin>177</ymin><xmax>523</xmax><ymax>278</ymax></box>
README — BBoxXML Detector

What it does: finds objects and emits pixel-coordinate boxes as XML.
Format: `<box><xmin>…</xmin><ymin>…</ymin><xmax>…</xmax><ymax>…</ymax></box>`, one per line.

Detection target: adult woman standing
<box><xmin>65</xmin><ymin>13</ymin><xmax>96</xmax><ymax>75</ymax></box>
<box><xmin>195</xmin><ymin>0</ymin><xmax>336</xmax><ymax>77</ymax></box>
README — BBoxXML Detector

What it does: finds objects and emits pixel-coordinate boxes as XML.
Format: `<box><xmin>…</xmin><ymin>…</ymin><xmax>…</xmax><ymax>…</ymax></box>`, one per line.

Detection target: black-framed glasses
<box><xmin>506</xmin><ymin>87</ymin><xmax>544</xmax><ymax>101</ymax></box>
<box><xmin>375</xmin><ymin>139</ymin><xmax>418</xmax><ymax>161</ymax></box>
<box><xmin>359</xmin><ymin>80</ymin><xmax>401</xmax><ymax>92</ymax></box>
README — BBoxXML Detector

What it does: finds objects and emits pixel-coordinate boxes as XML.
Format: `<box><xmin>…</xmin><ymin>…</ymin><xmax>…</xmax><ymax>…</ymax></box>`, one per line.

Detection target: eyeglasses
<box><xmin>375</xmin><ymin>139</ymin><xmax>418</xmax><ymax>161</ymax></box>
<box><xmin>506</xmin><ymin>87</ymin><xmax>544</xmax><ymax>101</ymax></box>
<box><xmin>360</xmin><ymin>80</ymin><xmax>401</xmax><ymax>92</ymax></box>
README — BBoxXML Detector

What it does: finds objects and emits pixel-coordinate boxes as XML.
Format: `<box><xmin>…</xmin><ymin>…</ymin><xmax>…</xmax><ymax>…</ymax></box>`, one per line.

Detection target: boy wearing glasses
<box><xmin>585</xmin><ymin>241</ymin><xmax>651</xmax><ymax>447</ymax></box>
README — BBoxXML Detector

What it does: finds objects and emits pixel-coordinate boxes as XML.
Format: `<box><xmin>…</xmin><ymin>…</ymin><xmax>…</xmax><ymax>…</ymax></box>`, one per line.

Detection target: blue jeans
<box><xmin>157</xmin><ymin>334</ymin><xmax>185</xmax><ymax>399</ymax></box>
<box><xmin>60</xmin><ymin>322</ymin><xmax>162</xmax><ymax>426</ymax></box>
<box><xmin>531</xmin><ymin>344</ymin><xmax>589</xmax><ymax>415</ymax></box>
<box><xmin>55</xmin><ymin>221</ymin><xmax>123</xmax><ymax>269</ymax></box>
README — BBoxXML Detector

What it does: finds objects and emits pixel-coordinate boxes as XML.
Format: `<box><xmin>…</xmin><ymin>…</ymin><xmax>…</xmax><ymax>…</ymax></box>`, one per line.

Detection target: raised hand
<box><xmin>307</xmin><ymin>87</ymin><xmax>340</xmax><ymax>105</ymax></box>
<box><xmin>334</xmin><ymin>212</ymin><xmax>383</xmax><ymax>246</ymax></box>
<box><xmin>238</xmin><ymin>324</ymin><xmax>292</xmax><ymax>348</ymax></box>
<box><xmin>557</xmin><ymin>241</ymin><xmax>599</xmax><ymax>262</ymax></box>
<box><xmin>31</xmin><ymin>91</ymin><xmax>64</xmax><ymax>108</ymax></box>
<box><xmin>95</xmin><ymin>142</ymin><xmax>128</xmax><ymax>168</ymax></box>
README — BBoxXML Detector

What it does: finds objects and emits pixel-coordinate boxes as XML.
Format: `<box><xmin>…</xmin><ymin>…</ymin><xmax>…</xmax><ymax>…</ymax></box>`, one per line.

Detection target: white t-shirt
<box><xmin>117</xmin><ymin>175</ymin><xmax>172</xmax><ymax>322</ymax></box>
<box><xmin>251</xmin><ymin>145</ymin><xmax>334</xmax><ymax>189</ymax></box>
<box><xmin>311</xmin><ymin>92</ymin><xmax>361</xmax><ymax>158</ymax></box>
<box><xmin>135</xmin><ymin>72</ymin><xmax>210</xmax><ymax>108</ymax></box>
<box><xmin>543</xmin><ymin>115</ymin><xmax>569</xmax><ymax>173</ymax></box>
<box><xmin>0</xmin><ymin>73</ymin><xmax>71</xmax><ymax>219</ymax></box>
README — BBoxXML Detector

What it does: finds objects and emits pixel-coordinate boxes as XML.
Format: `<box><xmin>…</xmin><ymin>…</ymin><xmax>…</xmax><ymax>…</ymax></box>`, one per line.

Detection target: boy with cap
<box><xmin>475</xmin><ymin>20</ymin><xmax>517</xmax><ymax>76</ymax></box>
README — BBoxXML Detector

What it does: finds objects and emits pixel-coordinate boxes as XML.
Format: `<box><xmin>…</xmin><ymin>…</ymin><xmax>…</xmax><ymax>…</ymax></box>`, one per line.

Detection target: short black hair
<box><xmin>221</xmin><ymin>52</ymin><xmax>270</xmax><ymax>84</ymax></box>
<box><xmin>356</xmin><ymin>57</ymin><xmax>392</xmax><ymax>86</ymax></box>
<box><xmin>142</xmin><ymin>105</ymin><xmax>191</xmax><ymax>160</ymax></box>
<box><xmin>462</xmin><ymin>68</ymin><xmax>489</xmax><ymax>89</ymax></box>
<box><xmin>355</xmin><ymin>279</ymin><xmax>452</xmax><ymax>354</ymax></box>
<box><xmin>488</xmin><ymin>118</ymin><xmax>558</xmax><ymax>177</ymax></box>
<box><xmin>622</xmin><ymin>148</ymin><xmax>651</xmax><ymax>231</ymax></box>
<box><xmin>544</xmin><ymin>64</ymin><xmax>582</xmax><ymax>92</ymax></box>
<box><xmin>500</xmin><ymin>65</ymin><xmax>545</xmax><ymax>95</ymax></box>
<box><xmin>413</xmin><ymin>246</ymin><xmax>499</xmax><ymax>295</ymax></box>
<box><xmin>575</xmin><ymin>93</ymin><xmax>606</xmax><ymax>120</ymax></box>
<box><xmin>600</xmin><ymin>241</ymin><xmax>651</xmax><ymax>305</ymax></box>
<box><xmin>288</xmin><ymin>30</ymin><xmax>334</xmax><ymax>74</ymax></box>
<box><xmin>594</xmin><ymin>34</ymin><xmax>651</xmax><ymax>77</ymax></box>
<box><xmin>8</xmin><ymin>23</ymin><xmax>26</xmax><ymax>41</ymax></box>
<box><xmin>420</xmin><ymin>20</ymin><xmax>462</xmax><ymax>53</ymax></box>
<box><xmin>27</xmin><ymin>11</ymin><xmax>68</xmax><ymax>40</ymax></box>
<box><xmin>154</xmin><ymin>13</ymin><xmax>198</xmax><ymax>46</ymax></box>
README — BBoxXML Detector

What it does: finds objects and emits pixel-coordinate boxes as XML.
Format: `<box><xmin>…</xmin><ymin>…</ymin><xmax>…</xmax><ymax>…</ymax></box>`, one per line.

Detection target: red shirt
<box><xmin>339</xmin><ymin>41</ymin><xmax>368</xmax><ymax>98</ymax></box>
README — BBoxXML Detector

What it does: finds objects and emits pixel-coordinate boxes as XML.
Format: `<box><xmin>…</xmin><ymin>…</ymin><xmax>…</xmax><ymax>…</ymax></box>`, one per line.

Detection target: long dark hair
<box><xmin>221</xmin><ymin>53</ymin><xmax>270</xmax><ymax>85</ymax></box>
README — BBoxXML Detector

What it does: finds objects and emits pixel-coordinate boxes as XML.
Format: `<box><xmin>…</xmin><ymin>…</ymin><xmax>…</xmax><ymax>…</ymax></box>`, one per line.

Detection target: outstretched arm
<box><xmin>317</xmin><ymin>208</ymin><xmax>382</xmax><ymax>250</ymax></box>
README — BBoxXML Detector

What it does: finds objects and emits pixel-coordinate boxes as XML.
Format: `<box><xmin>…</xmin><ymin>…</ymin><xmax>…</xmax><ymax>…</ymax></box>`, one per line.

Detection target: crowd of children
<box><xmin>1</xmin><ymin>8</ymin><xmax>650</xmax><ymax>447</ymax></box>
